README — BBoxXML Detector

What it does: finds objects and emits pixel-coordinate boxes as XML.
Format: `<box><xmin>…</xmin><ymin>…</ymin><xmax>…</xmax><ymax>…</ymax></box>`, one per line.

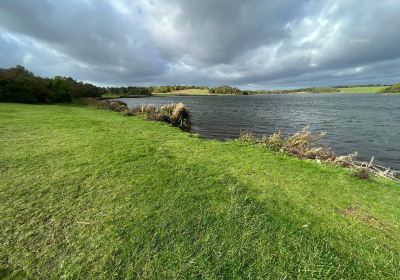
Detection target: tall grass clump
<box><xmin>136</xmin><ymin>103</ymin><xmax>192</xmax><ymax>131</ymax></box>
<box><xmin>239</xmin><ymin>126</ymin><xmax>336</xmax><ymax>161</ymax></box>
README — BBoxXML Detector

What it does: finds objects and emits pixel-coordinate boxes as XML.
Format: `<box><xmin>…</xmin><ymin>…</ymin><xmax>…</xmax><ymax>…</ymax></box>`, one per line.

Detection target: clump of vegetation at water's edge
<box><xmin>383</xmin><ymin>83</ymin><xmax>400</xmax><ymax>93</ymax></box>
<box><xmin>81</xmin><ymin>98</ymin><xmax>192</xmax><ymax>131</ymax></box>
<box><xmin>352</xmin><ymin>167</ymin><xmax>371</xmax><ymax>180</ymax></box>
<box><xmin>81</xmin><ymin>97</ymin><xmax>129</xmax><ymax>112</ymax></box>
<box><xmin>238</xmin><ymin>127</ymin><xmax>336</xmax><ymax>161</ymax></box>
<box><xmin>136</xmin><ymin>103</ymin><xmax>192</xmax><ymax>131</ymax></box>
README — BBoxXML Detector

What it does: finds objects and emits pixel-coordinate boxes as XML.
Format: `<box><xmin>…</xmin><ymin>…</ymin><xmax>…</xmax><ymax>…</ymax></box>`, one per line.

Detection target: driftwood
<box><xmin>335</xmin><ymin>153</ymin><xmax>400</xmax><ymax>183</ymax></box>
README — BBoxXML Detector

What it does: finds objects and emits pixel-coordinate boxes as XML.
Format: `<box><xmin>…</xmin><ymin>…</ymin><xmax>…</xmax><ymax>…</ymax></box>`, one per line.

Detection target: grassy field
<box><xmin>338</xmin><ymin>86</ymin><xmax>388</xmax><ymax>93</ymax></box>
<box><xmin>1</xmin><ymin>103</ymin><xmax>400</xmax><ymax>279</ymax></box>
<box><xmin>153</xmin><ymin>88</ymin><xmax>210</xmax><ymax>96</ymax></box>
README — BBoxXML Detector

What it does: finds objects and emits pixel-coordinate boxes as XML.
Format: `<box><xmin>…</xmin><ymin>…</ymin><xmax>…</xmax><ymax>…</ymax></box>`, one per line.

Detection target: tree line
<box><xmin>0</xmin><ymin>65</ymin><xmax>105</xmax><ymax>103</ymax></box>
<box><xmin>0</xmin><ymin>66</ymin><xmax>156</xmax><ymax>104</ymax></box>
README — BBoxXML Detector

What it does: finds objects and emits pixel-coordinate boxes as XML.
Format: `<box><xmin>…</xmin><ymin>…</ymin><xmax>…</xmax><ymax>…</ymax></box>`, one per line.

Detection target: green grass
<box><xmin>101</xmin><ymin>93</ymin><xmax>151</xmax><ymax>99</ymax></box>
<box><xmin>101</xmin><ymin>93</ymin><xmax>125</xmax><ymax>98</ymax></box>
<box><xmin>1</xmin><ymin>103</ymin><xmax>400</xmax><ymax>279</ymax></box>
<box><xmin>153</xmin><ymin>88</ymin><xmax>210</xmax><ymax>96</ymax></box>
<box><xmin>338</xmin><ymin>86</ymin><xmax>388</xmax><ymax>93</ymax></box>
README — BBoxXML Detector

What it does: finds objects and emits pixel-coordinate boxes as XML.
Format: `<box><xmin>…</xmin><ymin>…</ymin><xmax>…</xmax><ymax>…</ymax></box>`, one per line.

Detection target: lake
<box><xmin>119</xmin><ymin>94</ymin><xmax>400</xmax><ymax>170</ymax></box>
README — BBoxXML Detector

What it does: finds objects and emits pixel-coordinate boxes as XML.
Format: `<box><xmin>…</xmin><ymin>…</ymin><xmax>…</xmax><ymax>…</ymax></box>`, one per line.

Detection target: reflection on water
<box><xmin>119</xmin><ymin>94</ymin><xmax>400</xmax><ymax>170</ymax></box>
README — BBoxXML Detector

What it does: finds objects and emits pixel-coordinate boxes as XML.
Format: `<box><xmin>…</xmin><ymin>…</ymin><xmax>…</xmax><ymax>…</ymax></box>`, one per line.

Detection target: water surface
<box><xmin>120</xmin><ymin>94</ymin><xmax>400</xmax><ymax>170</ymax></box>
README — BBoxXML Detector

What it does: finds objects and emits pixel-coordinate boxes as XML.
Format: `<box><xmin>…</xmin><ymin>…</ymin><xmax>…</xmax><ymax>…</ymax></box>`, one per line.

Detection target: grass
<box><xmin>337</xmin><ymin>86</ymin><xmax>388</xmax><ymax>93</ymax></box>
<box><xmin>101</xmin><ymin>93</ymin><xmax>151</xmax><ymax>99</ymax></box>
<box><xmin>101</xmin><ymin>93</ymin><xmax>125</xmax><ymax>99</ymax></box>
<box><xmin>1</xmin><ymin>103</ymin><xmax>400</xmax><ymax>279</ymax></box>
<box><xmin>153</xmin><ymin>88</ymin><xmax>210</xmax><ymax>96</ymax></box>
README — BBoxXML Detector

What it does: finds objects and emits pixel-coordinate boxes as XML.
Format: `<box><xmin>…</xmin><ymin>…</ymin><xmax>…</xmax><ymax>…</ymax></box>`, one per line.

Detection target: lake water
<box><xmin>119</xmin><ymin>94</ymin><xmax>400</xmax><ymax>170</ymax></box>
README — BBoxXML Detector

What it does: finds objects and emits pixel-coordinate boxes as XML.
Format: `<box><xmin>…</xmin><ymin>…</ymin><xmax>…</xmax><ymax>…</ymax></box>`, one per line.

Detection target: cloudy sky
<box><xmin>0</xmin><ymin>0</ymin><xmax>400</xmax><ymax>88</ymax></box>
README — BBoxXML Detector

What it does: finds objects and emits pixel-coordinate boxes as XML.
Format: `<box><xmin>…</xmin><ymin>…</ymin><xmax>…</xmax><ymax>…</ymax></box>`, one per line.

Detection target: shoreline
<box><xmin>100</xmin><ymin>99</ymin><xmax>400</xmax><ymax>181</ymax></box>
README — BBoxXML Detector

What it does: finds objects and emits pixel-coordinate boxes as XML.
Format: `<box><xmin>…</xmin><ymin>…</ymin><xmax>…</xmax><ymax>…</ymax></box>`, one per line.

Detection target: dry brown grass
<box><xmin>239</xmin><ymin>126</ymin><xmax>336</xmax><ymax>161</ymax></box>
<box><xmin>135</xmin><ymin>103</ymin><xmax>192</xmax><ymax>131</ymax></box>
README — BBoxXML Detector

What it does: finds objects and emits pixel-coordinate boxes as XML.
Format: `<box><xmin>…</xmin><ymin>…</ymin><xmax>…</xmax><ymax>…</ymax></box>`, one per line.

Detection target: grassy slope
<box><xmin>1</xmin><ymin>104</ymin><xmax>400</xmax><ymax>279</ymax></box>
<box><xmin>153</xmin><ymin>89</ymin><xmax>210</xmax><ymax>96</ymax></box>
<box><xmin>338</xmin><ymin>86</ymin><xmax>388</xmax><ymax>93</ymax></box>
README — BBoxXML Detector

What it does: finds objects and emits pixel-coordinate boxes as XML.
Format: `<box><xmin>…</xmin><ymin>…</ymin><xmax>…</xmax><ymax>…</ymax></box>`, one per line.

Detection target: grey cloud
<box><xmin>0</xmin><ymin>0</ymin><xmax>400</xmax><ymax>87</ymax></box>
<box><xmin>150</xmin><ymin>0</ymin><xmax>310</xmax><ymax>64</ymax></box>
<box><xmin>0</xmin><ymin>0</ymin><xmax>166</xmax><ymax>81</ymax></box>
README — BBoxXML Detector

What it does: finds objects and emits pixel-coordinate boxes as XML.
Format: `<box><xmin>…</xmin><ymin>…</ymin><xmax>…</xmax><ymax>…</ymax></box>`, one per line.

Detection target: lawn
<box><xmin>1</xmin><ymin>103</ymin><xmax>400</xmax><ymax>279</ymax></box>
<box><xmin>338</xmin><ymin>86</ymin><xmax>388</xmax><ymax>93</ymax></box>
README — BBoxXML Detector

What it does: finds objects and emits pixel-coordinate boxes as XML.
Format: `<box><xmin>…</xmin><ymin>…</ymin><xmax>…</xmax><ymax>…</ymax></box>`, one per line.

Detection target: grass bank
<box><xmin>1</xmin><ymin>103</ymin><xmax>400</xmax><ymax>279</ymax></box>
<box><xmin>338</xmin><ymin>86</ymin><xmax>388</xmax><ymax>93</ymax></box>
<box><xmin>153</xmin><ymin>88</ymin><xmax>211</xmax><ymax>96</ymax></box>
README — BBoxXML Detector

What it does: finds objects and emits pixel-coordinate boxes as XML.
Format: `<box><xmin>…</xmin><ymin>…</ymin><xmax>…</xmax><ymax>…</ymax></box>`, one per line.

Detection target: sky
<box><xmin>0</xmin><ymin>0</ymin><xmax>400</xmax><ymax>89</ymax></box>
